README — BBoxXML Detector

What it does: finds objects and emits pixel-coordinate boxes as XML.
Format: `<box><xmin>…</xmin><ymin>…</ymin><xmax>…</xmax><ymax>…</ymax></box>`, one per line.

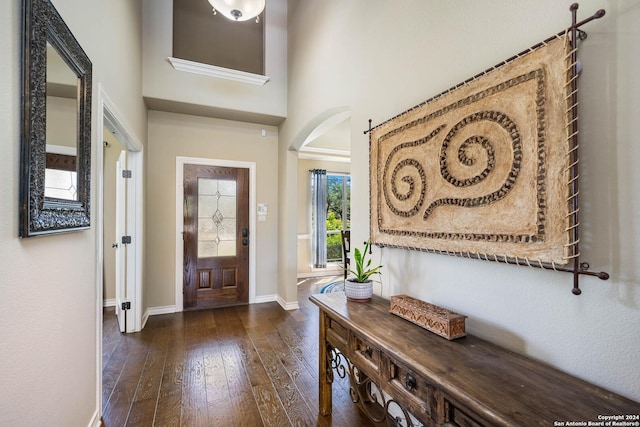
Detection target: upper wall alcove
<box><xmin>173</xmin><ymin>0</ymin><xmax>264</xmax><ymax>75</ymax></box>
<box><xmin>142</xmin><ymin>0</ymin><xmax>287</xmax><ymax>125</ymax></box>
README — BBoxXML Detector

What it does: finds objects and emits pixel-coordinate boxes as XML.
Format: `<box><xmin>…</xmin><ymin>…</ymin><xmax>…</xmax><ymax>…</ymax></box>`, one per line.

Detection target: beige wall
<box><xmin>0</xmin><ymin>0</ymin><xmax>146</xmax><ymax>425</ymax></box>
<box><xmin>145</xmin><ymin>111</ymin><xmax>279</xmax><ymax>309</ymax></box>
<box><xmin>46</xmin><ymin>96</ymin><xmax>76</xmax><ymax>148</ymax></box>
<box><xmin>282</xmin><ymin>0</ymin><xmax>640</xmax><ymax>401</ymax></box>
<box><xmin>297</xmin><ymin>158</ymin><xmax>350</xmax><ymax>275</ymax></box>
<box><xmin>277</xmin><ymin>143</ymin><xmax>299</xmax><ymax>303</ymax></box>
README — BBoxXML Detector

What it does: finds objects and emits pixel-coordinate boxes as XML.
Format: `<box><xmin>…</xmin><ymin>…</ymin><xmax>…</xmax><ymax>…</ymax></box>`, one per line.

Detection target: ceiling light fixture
<box><xmin>207</xmin><ymin>0</ymin><xmax>265</xmax><ymax>23</ymax></box>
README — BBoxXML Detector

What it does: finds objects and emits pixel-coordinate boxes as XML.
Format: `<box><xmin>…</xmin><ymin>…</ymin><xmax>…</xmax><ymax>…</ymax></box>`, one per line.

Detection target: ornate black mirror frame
<box><xmin>20</xmin><ymin>0</ymin><xmax>92</xmax><ymax>237</ymax></box>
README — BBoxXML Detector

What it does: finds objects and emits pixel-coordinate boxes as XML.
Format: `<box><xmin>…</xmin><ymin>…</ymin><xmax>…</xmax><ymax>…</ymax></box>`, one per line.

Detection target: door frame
<box><xmin>95</xmin><ymin>84</ymin><xmax>144</xmax><ymax>420</ymax></box>
<box><xmin>97</xmin><ymin>87</ymin><xmax>143</xmax><ymax>333</ymax></box>
<box><xmin>95</xmin><ymin>85</ymin><xmax>144</xmax><ymax>334</ymax></box>
<box><xmin>175</xmin><ymin>156</ymin><xmax>257</xmax><ymax>311</ymax></box>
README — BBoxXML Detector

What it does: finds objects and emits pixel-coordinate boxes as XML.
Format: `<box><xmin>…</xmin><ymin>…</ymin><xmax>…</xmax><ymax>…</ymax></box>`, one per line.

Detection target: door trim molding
<box><xmin>96</xmin><ymin>84</ymin><xmax>145</xmax><ymax>422</ymax></box>
<box><xmin>175</xmin><ymin>156</ymin><xmax>257</xmax><ymax>311</ymax></box>
<box><xmin>98</xmin><ymin>89</ymin><xmax>144</xmax><ymax>334</ymax></box>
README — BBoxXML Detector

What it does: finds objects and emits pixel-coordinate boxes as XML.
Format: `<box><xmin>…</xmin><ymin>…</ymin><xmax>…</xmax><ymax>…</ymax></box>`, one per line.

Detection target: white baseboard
<box><xmin>254</xmin><ymin>294</ymin><xmax>277</xmax><ymax>304</ymax></box>
<box><xmin>103</xmin><ymin>299</ymin><xmax>116</xmax><ymax>307</ymax></box>
<box><xmin>297</xmin><ymin>270</ymin><xmax>343</xmax><ymax>279</ymax></box>
<box><xmin>88</xmin><ymin>409</ymin><xmax>101</xmax><ymax>427</ymax></box>
<box><xmin>142</xmin><ymin>305</ymin><xmax>176</xmax><ymax>329</ymax></box>
<box><xmin>141</xmin><ymin>297</ymin><xmax>297</xmax><ymax>327</ymax></box>
<box><xmin>147</xmin><ymin>305</ymin><xmax>177</xmax><ymax>316</ymax></box>
<box><xmin>141</xmin><ymin>310</ymin><xmax>149</xmax><ymax>330</ymax></box>
<box><xmin>277</xmin><ymin>296</ymin><xmax>300</xmax><ymax>311</ymax></box>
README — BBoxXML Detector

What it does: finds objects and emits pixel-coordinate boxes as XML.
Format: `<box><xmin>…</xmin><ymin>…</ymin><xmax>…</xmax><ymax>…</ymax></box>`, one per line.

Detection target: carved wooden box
<box><xmin>390</xmin><ymin>295</ymin><xmax>467</xmax><ymax>340</ymax></box>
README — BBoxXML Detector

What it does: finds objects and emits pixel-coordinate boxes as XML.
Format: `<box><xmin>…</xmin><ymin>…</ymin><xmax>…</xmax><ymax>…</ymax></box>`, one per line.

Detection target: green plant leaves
<box><xmin>349</xmin><ymin>240</ymin><xmax>382</xmax><ymax>282</ymax></box>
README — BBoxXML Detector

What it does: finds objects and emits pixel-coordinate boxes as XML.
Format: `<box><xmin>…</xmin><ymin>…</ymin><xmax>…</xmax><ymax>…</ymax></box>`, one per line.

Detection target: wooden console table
<box><xmin>310</xmin><ymin>292</ymin><xmax>640</xmax><ymax>426</ymax></box>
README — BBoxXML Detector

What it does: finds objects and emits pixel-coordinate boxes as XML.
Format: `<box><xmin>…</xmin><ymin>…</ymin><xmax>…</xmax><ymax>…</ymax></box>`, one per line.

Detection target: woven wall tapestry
<box><xmin>370</xmin><ymin>34</ymin><xmax>574</xmax><ymax>265</ymax></box>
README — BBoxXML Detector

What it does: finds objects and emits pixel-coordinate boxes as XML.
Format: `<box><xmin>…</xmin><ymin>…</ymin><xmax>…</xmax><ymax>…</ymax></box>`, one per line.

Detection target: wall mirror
<box><xmin>20</xmin><ymin>0</ymin><xmax>92</xmax><ymax>237</ymax></box>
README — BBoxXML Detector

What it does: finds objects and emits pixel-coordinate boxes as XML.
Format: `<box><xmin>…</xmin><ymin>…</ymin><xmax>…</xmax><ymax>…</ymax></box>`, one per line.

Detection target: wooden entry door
<box><xmin>183</xmin><ymin>164</ymin><xmax>249</xmax><ymax>309</ymax></box>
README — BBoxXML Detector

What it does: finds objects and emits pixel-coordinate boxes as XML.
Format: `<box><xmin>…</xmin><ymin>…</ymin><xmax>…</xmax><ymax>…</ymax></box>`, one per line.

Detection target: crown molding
<box><xmin>168</xmin><ymin>57</ymin><xmax>270</xmax><ymax>86</ymax></box>
<box><xmin>298</xmin><ymin>146</ymin><xmax>351</xmax><ymax>162</ymax></box>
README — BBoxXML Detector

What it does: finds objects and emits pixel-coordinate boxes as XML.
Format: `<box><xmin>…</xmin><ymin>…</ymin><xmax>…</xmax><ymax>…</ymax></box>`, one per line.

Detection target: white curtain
<box><xmin>311</xmin><ymin>169</ymin><xmax>327</xmax><ymax>268</ymax></box>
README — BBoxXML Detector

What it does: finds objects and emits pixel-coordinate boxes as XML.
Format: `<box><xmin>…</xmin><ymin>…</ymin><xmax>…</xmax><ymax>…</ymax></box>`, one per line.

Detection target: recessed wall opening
<box><xmin>172</xmin><ymin>0</ymin><xmax>265</xmax><ymax>75</ymax></box>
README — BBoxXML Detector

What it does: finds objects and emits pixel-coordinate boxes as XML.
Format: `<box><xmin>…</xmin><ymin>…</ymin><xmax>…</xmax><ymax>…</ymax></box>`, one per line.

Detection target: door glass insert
<box><xmin>198</xmin><ymin>178</ymin><xmax>237</xmax><ymax>258</ymax></box>
<box><xmin>44</xmin><ymin>168</ymin><xmax>78</xmax><ymax>200</ymax></box>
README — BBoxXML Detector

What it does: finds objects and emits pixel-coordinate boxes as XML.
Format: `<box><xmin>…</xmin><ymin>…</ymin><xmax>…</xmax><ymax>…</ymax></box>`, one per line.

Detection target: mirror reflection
<box><xmin>45</xmin><ymin>42</ymin><xmax>78</xmax><ymax>201</ymax></box>
<box><xmin>20</xmin><ymin>0</ymin><xmax>92</xmax><ymax>237</ymax></box>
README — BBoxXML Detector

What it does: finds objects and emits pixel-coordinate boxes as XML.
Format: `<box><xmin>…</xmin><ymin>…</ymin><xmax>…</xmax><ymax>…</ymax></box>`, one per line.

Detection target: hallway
<box><xmin>102</xmin><ymin>277</ymin><xmax>373</xmax><ymax>426</ymax></box>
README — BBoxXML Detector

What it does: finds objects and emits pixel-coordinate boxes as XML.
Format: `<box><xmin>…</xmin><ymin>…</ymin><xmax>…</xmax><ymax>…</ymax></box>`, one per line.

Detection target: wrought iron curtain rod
<box><xmin>567</xmin><ymin>3</ymin><xmax>607</xmax><ymax>294</ymax></box>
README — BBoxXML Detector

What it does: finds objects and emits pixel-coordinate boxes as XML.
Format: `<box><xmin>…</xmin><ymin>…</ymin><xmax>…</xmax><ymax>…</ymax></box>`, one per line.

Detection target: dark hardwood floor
<box><xmin>102</xmin><ymin>276</ymin><xmax>374</xmax><ymax>426</ymax></box>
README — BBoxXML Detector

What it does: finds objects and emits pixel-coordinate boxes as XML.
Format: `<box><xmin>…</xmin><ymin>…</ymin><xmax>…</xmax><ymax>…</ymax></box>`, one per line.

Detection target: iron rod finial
<box><xmin>574</xmin><ymin>7</ymin><xmax>607</xmax><ymax>29</ymax></box>
<box><xmin>572</xmin><ymin>287</ymin><xmax>582</xmax><ymax>295</ymax></box>
<box><xmin>364</xmin><ymin>118</ymin><xmax>373</xmax><ymax>135</ymax></box>
<box><xmin>597</xmin><ymin>271</ymin><xmax>610</xmax><ymax>280</ymax></box>
<box><xmin>570</xmin><ymin>3</ymin><xmax>579</xmax><ymax>11</ymax></box>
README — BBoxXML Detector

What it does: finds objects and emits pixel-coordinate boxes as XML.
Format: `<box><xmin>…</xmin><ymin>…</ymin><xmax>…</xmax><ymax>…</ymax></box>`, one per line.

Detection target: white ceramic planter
<box><xmin>345</xmin><ymin>279</ymin><xmax>373</xmax><ymax>302</ymax></box>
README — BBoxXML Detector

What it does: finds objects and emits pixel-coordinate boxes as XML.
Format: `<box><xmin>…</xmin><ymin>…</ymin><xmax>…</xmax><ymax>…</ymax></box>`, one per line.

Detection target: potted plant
<box><xmin>345</xmin><ymin>240</ymin><xmax>382</xmax><ymax>302</ymax></box>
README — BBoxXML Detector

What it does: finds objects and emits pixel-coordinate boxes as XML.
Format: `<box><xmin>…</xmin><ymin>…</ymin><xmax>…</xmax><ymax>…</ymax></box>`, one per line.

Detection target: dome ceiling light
<box><xmin>207</xmin><ymin>0</ymin><xmax>265</xmax><ymax>23</ymax></box>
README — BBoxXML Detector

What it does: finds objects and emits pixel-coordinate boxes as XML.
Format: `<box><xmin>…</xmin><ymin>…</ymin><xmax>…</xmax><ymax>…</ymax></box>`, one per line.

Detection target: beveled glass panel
<box><xmin>218</xmin><ymin>218</ymin><xmax>236</xmax><ymax>240</ymax></box>
<box><xmin>198</xmin><ymin>194</ymin><xmax>217</xmax><ymax>218</ymax></box>
<box><xmin>198</xmin><ymin>240</ymin><xmax>217</xmax><ymax>258</ymax></box>
<box><xmin>198</xmin><ymin>178</ymin><xmax>218</xmax><ymax>195</ymax></box>
<box><xmin>218</xmin><ymin>195</ymin><xmax>236</xmax><ymax>218</ymax></box>
<box><xmin>218</xmin><ymin>241</ymin><xmax>236</xmax><ymax>257</ymax></box>
<box><xmin>197</xmin><ymin>177</ymin><xmax>237</xmax><ymax>258</ymax></box>
<box><xmin>218</xmin><ymin>180</ymin><xmax>236</xmax><ymax>196</ymax></box>
<box><xmin>198</xmin><ymin>218</ymin><xmax>217</xmax><ymax>241</ymax></box>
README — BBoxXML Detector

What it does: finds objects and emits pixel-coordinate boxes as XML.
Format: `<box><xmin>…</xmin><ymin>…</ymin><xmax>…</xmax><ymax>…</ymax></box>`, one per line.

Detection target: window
<box><xmin>311</xmin><ymin>170</ymin><xmax>351</xmax><ymax>268</ymax></box>
<box><xmin>326</xmin><ymin>174</ymin><xmax>350</xmax><ymax>263</ymax></box>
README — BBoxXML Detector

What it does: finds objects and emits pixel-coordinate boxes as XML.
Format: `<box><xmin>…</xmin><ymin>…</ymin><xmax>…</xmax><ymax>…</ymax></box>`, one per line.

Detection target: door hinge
<box><xmin>122</xmin><ymin>169</ymin><xmax>132</xmax><ymax>179</ymax></box>
<box><xmin>121</xmin><ymin>301</ymin><xmax>131</xmax><ymax>310</ymax></box>
<box><xmin>121</xmin><ymin>235</ymin><xmax>132</xmax><ymax>245</ymax></box>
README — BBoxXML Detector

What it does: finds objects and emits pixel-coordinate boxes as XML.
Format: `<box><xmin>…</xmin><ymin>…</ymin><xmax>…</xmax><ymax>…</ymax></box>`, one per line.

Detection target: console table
<box><xmin>310</xmin><ymin>292</ymin><xmax>640</xmax><ymax>426</ymax></box>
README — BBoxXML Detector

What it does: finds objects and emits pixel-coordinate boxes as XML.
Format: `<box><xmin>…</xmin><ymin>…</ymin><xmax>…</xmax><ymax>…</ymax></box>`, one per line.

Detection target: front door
<box><xmin>183</xmin><ymin>164</ymin><xmax>249</xmax><ymax>309</ymax></box>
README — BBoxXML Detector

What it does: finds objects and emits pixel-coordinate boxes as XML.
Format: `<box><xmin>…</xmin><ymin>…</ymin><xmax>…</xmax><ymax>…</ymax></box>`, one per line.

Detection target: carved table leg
<box><xmin>319</xmin><ymin>310</ymin><xmax>332</xmax><ymax>416</ymax></box>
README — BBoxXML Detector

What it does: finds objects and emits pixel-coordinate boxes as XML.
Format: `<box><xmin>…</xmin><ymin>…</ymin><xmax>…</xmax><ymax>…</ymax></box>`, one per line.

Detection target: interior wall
<box><xmin>0</xmin><ymin>0</ymin><xmax>146</xmax><ymax>425</ymax></box>
<box><xmin>145</xmin><ymin>110</ymin><xmax>279</xmax><ymax>310</ymax></box>
<box><xmin>282</xmin><ymin>0</ymin><xmax>640</xmax><ymax>401</ymax></box>
<box><xmin>277</xmin><ymin>143</ymin><xmax>299</xmax><ymax>305</ymax></box>
<box><xmin>46</xmin><ymin>96</ymin><xmax>76</xmax><ymax>148</ymax></box>
<box><xmin>297</xmin><ymin>158</ymin><xmax>350</xmax><ymax>276</ymax></box>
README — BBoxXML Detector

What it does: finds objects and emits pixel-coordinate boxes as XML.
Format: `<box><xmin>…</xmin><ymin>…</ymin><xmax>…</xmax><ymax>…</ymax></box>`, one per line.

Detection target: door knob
<box><xmin>112</xmin><ymin>243</ymin><xmax>118</xmax><ymax>248</ymax></box>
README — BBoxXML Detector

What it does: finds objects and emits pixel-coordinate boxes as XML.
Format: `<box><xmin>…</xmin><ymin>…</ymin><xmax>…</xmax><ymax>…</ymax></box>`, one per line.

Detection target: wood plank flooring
<box><xmin>102</xmin><ymin>276</ymin><xmax>374</xmax><ymax>426</ymax></box>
